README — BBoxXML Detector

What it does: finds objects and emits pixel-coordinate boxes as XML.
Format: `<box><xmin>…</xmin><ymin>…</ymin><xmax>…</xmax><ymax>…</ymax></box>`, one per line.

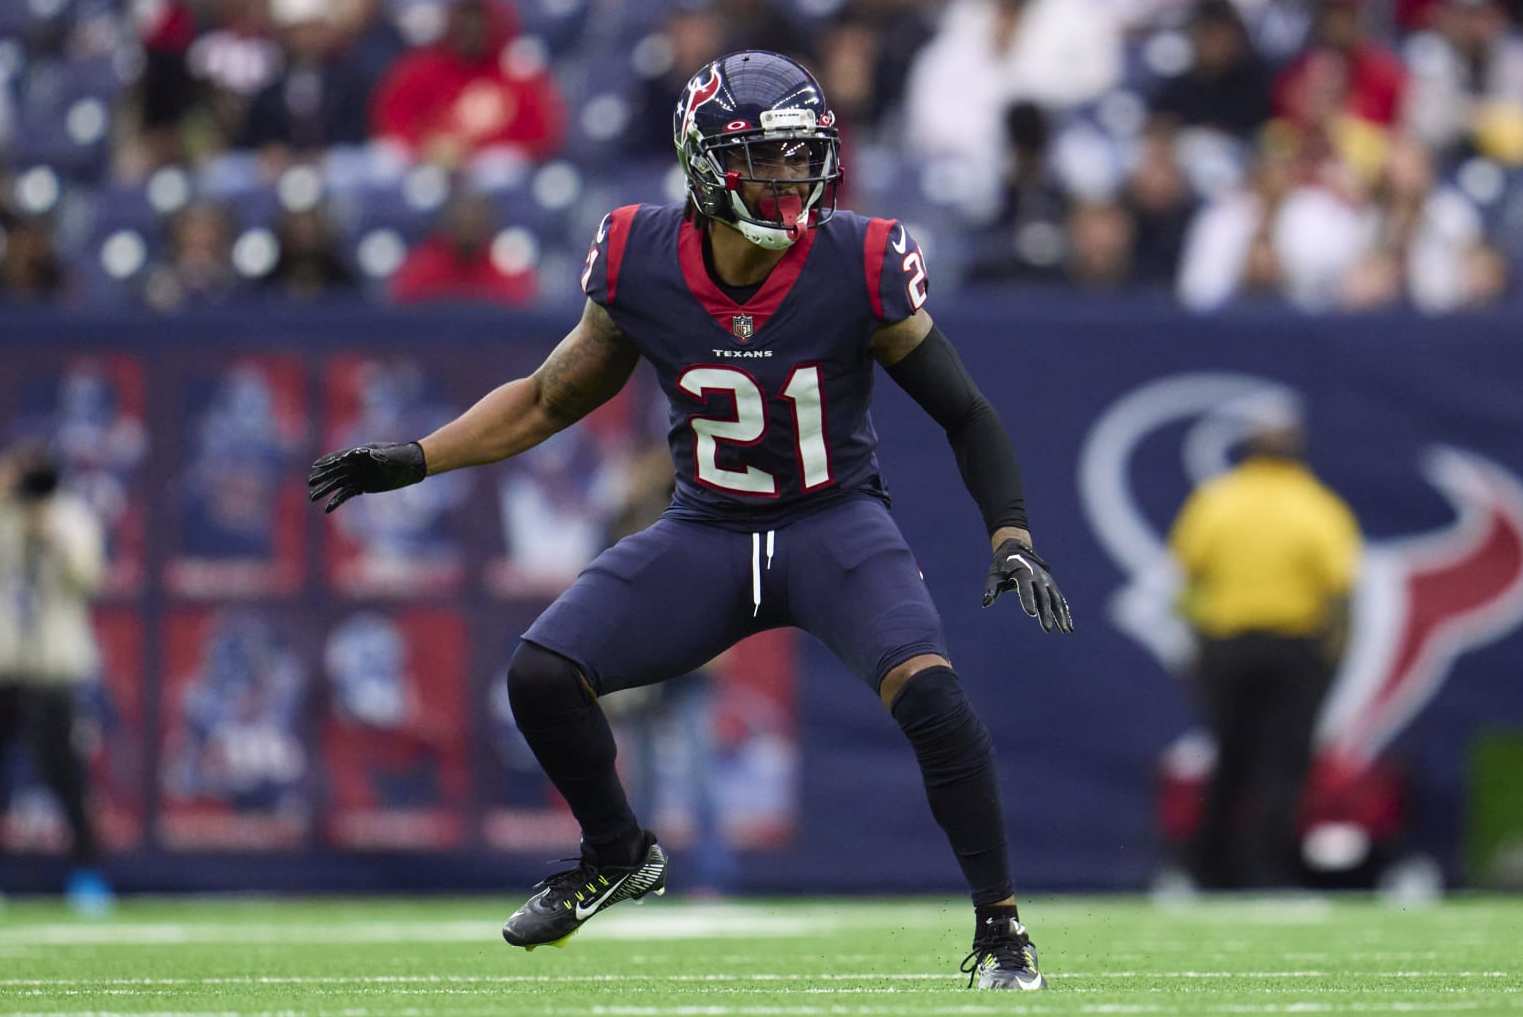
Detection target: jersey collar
<box><xmin>677</xmin><ymin>217</ymin><xmax>817</xmax><ymax>338</ymax></box>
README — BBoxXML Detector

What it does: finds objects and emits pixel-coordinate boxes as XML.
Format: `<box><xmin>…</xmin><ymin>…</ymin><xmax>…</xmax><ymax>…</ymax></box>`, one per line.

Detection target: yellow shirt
<box><xmin>1168</xmin><ymin>458</ymin><xmax>1361</xmax><ymax>639</ymax></box>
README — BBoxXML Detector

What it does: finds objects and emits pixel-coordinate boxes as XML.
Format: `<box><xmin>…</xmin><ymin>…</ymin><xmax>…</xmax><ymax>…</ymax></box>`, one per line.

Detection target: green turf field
<box><xmin>1</xmin><ymin>895</ymin><xmax>1520</xmax><ymax>1016</ymax></box>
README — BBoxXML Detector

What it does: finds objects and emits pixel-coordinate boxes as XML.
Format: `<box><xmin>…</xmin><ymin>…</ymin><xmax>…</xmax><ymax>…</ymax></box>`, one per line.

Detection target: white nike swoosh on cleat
<box><xmin>573</xmin><ymin>875</ymin><xmax>629</xmax><ymax>921</ymax></box>
<box><xmin>1012</xmin><ymin>971</ymin><xmax>1045</xmax><ymax>991</ymax></box>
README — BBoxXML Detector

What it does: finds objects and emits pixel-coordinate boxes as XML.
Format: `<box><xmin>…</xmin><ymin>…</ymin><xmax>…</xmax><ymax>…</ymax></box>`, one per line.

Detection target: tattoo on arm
<box><xmin>535</xmin><ymin>300</ymin><xmax>640</xmax><ymax>426</ymax></box>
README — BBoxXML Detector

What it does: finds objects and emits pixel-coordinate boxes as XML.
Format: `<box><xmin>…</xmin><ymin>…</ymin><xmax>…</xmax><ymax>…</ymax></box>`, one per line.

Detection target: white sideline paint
<box><xmin>0</xmin><ymin>908</ymin><xmax>842</xmax><ymax>946</ymax></box>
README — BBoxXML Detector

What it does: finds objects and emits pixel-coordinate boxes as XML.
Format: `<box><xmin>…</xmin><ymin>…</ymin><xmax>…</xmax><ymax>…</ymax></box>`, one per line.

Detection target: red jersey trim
<box><xmin>605</xmin><ymin>204</ymin><xmax>640</xmax><ymax>304</ymax></box>
<box><xmin>677</xmin><ymin>218</ymin><xmax>817</xmax><ymax>335</ymax></box>
<box><xmin>863</xmin><ymin>217</ymin><xmax>894</xmax><ymax>321</ymax></box>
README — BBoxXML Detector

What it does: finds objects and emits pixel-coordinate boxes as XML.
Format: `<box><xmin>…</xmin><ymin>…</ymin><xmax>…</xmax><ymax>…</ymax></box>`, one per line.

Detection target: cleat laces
<box><xmin>960</xmin><ymin>925</ymin><xmax>1035</xmax><ymax>988</ymax></box>
<box><xmin>533</xmin><ymin>857</ymin><xmax>612</xmax><ymax>913</ymax></box>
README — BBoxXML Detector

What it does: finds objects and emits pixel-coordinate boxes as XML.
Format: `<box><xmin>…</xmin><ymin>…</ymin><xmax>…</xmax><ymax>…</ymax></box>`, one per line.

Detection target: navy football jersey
<box><xmin>581</xmin><ymin>204</ymin><xmax>931</xmax><ymax>529</ymax></box>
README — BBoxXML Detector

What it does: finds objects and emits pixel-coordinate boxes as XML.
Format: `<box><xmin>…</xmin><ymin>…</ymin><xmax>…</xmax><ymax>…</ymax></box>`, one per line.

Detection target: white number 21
<box><xmin>677</xmin><ymin>365</ymin><xmax>831</xmax><ymax>496</ymax></box>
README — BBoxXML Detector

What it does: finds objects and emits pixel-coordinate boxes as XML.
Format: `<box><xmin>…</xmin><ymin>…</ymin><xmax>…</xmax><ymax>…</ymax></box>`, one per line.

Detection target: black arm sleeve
<box><xmin>883</xmin><ymin>324</ymin><xmax>1028</xmax><ymax>535</ymax></box>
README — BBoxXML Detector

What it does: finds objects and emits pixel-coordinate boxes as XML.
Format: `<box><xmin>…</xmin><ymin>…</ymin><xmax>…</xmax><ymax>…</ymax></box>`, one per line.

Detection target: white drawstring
<box><xmin>751</xmin><ymin>530</ymin><xmax>775</xmax><ymax>617</ymax></box>
<box><xmin>751</xmin><ymin>533</ymin><xmax>761</xmax><ymax>616</ymax></box>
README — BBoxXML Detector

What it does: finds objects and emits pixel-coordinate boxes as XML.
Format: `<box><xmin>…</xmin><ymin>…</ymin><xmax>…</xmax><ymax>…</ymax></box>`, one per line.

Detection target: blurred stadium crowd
<box><xmin>1</xmin><ymin>0</ymin><xmax>1522</xmax><ymax>312</ymax></box>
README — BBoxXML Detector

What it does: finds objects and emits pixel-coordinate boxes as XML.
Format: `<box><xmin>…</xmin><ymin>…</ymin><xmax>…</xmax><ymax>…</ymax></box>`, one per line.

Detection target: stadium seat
<box><xmin>611</xmin><ymin>0</ymin><xmax>673</xmax><ymax>36</ymax></box>
<box><xmin>9</xmin><ymin>55</ymin><xmax>117</xmax><ymax>181</ymax></box>
<box><xmin>76</xmin><ymin>197</ymin><xmax>164</xmax><ymax>306</ymax></box>
<box><xmin>554</xmin><ymin>35</ymin><xmax>644</xmax><ymax>168</ymax></box>
<box><xmin>599</xmin><ymin>158</ymin><xmax>682</xmax><ymax>208</ymax></box>
<box><xmin>515</xmin><ymin>0</ymin><xmax>592</xmax><ymax>56</ymax></box>
<box><xmin>332</xmin><ymin>180</ymin><xmax>442</xmax><ymax>243</ymax></box>
<box><xmin>0</xmin><ymin>3</ymin><xmax>35</xmax><ymax>40</ymax></box>
<box><xmin>1492</xmin><ymin>168</ymin><xmax>1523</xmax><ymax>262</ymax></box>
<box><xmin>82</xmin><ymin>182</ymin><xmax>163</xmax><ymax>239</ymax></box>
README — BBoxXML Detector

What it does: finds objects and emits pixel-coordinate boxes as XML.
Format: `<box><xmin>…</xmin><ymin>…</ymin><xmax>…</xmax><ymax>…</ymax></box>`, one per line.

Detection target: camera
<box><xmin>14</xmin><ymin>459</ymin><xmax>60</xmax><ymax>502</ymax></box>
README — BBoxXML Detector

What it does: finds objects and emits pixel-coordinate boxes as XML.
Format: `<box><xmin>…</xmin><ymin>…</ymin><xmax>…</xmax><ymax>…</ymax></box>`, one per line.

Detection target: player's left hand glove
<box><xmin>982</xmin><ymin>539</ymin><xmax>1074</xmax><ymax>633</ymax></box>
<box><xmin>307</xmin><ymin>441</ymin><xmax>427</xmax><ymax>514</ymax></box>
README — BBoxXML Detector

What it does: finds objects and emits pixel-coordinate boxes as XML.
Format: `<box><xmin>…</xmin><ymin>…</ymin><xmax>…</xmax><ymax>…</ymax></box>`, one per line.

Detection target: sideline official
<box><xmin>1169</xmin><ymin>417</ymin><xmax>1360</xmax><ymax>888</ymax></box>
<box><xmin>0</xmin><ymin>442</ymin><xmax>111</xmax><ymax>910</ymax></box>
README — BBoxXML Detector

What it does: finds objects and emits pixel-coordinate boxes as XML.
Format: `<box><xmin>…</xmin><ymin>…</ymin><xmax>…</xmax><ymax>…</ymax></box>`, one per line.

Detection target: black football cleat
<box><xmin>960</xmin><ymin>913</ymin><xmax>1046</xmax><ymax>990</ymax></box>
<box><xmin>502</xmin><ymin>837</ymin><xmax>668</xmax><ymax>950</ymax></box>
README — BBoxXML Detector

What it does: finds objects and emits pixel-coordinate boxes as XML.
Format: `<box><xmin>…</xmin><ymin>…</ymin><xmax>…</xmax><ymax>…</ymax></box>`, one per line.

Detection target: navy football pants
<box><xmin>523</xmin><ymin>495</ymin><xmax>948</xmax><ymax>696</ymax></box>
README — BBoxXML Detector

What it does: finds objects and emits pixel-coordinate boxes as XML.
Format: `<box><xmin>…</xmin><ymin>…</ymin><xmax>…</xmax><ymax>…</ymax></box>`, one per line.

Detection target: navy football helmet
<box><xmin>673</xmin><ymin>50</ymin><xmax>842</xmax><ymax>250</ymax></box>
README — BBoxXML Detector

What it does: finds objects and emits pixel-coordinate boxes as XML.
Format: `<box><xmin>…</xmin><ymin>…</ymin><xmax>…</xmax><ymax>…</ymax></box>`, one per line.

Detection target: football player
<box><xmin>308</xmin><ymin>51</ymin><xmax>1073</xmax><ymax>991</ymax></box>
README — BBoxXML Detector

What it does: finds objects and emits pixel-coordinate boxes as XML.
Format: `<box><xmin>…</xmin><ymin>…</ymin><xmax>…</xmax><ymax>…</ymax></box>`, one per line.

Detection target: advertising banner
<box><xmin>0</xmin><ymin>302</ymin><xmax>1516</xmax><ymax>893</ymax></box>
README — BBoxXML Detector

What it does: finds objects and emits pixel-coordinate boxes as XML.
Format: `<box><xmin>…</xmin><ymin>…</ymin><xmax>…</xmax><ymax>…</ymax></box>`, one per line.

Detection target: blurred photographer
<box><xmin>0</xmin><ymin>442</ymin><xmax>110</xmax><ymax>911</ymax></box>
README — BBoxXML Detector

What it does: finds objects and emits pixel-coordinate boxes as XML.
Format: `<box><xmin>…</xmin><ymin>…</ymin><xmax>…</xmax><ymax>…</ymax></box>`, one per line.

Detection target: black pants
<box><xmin>1190</xmin><ymin>633</ymin><xmax>1329</xmax><ymax>889</ymax></box>
<box><xmin>0</xmin><ymin>681</ymin><xmax>99</xmax><ymax>865</ymax></box>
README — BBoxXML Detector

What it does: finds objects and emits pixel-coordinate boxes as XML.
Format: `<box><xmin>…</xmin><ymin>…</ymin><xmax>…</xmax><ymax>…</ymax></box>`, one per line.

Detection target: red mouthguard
<box><xmin>757</xmin><ymin>193</ymin><xmax>806</xmax><ymax>239</ymax></box>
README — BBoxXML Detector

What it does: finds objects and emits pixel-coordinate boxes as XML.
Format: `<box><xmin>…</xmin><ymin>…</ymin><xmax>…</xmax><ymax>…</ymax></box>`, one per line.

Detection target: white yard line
<box><xmin>0</xmin><ymin>922</ymin><xmax>491</xmax><ymax>945</ymax></box>
<box><xmin>5</xmin><ymin>975</ymin><xmax>949</xmax><ymax>986</ymax></box>
<box><xmin>583</xmin><ymin>1008</ymin><xmax>1498</xmax><ymax>1016</ymax></box>
<box><xmin>1</xmin><ymin>971</ymin><xmax>1517</xmax><ymax>988</ymax></box>
<box><xmin>0</xmin><ymin>911</ymin><xmax>843</xmax><ymax>946</ymax></box>
<box><xmin>2</xmin><ymin>897</ymin><xmax>1507</xmax><ymax>951</ymax></box>
<box><xmin>1064</xmin><ymin>971</ymin><xmax>1515</xmax><ymax>979</ymax></box>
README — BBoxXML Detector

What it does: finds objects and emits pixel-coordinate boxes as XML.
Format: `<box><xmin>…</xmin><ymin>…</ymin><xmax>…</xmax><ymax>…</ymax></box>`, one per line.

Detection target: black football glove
<box><xmin>307</xmin><ymin>441</ymin><xmax>427</xmax><ymax>514</ymax></box>
<box><xmin>982</xmin><ymin>538</ymin><xmax>1074</xmax><ymax>633</ymax></box>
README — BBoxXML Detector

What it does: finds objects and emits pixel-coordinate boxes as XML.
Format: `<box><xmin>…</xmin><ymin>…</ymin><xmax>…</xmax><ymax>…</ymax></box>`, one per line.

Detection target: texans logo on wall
<box><xmin>1078</xmin><ymin>372</ymin><xmax>1523</xmax><ymax>865</ymax></box>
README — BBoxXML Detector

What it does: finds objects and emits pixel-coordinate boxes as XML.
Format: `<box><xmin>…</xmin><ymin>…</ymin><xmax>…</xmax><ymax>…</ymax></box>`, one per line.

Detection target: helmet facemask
<box><xmin>680</xmin><ymin>107</ymin><xmax>842</xmax><ymax>250</ymax></box>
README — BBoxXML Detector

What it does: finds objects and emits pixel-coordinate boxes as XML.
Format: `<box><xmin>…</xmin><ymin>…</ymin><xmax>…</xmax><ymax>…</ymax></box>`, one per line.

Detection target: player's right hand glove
<box><xmin>982</xmin><ymin>539</ymin><xmax>1074</xmax><ymax>634</ymax></box>
<box><xmin>307</xmin><ymin>441</ymin><xmax>427</xmax><ymax>514</ymax></box>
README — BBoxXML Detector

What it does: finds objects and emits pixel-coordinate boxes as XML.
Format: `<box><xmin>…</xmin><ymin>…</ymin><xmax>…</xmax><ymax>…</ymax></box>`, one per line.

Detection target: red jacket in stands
<box><xmin>371</xmin><ymin>0</ymin><xmax>565</xmax><ymax>161</ymax></box>
<box><xmin>389</xmin><ymin>238</ymin><xmax>537</xmax><ymax>306</ymax></box>
<box><xmin>1275</xmin><ymin>43</ymin><xmax>1408</xmax><ymax>128</ymax></box>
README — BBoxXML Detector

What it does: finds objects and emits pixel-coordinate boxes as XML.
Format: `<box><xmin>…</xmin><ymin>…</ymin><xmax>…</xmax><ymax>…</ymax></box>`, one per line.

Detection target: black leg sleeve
<box><xmin>891</xmin><ymin>667</ymin><xmax>1014</xmax><ymax>906</ymax></box>
<box><xmin>506</xmin><ymin>642</ymin><xmax>645</xmax><ymax>865</ymax></box>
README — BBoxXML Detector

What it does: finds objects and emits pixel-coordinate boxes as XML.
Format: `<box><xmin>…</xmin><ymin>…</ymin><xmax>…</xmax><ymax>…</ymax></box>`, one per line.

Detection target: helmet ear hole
<box><xmin>698</xmin><ymin>187</ymin><xmax>728</xmax><ymax>218</ymax></box>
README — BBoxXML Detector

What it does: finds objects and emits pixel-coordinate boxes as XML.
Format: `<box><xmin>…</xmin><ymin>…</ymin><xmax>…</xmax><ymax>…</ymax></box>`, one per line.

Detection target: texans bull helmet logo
<box><xmin>678</xmin><ymin>65</ymin><xmax>723</xmax><ymax>149</ymax></box>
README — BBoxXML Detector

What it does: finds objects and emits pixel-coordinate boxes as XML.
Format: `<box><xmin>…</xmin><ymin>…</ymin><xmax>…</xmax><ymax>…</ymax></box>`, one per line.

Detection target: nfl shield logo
<box><xmin>731</xmin><ymin>314</ymin><xmax>754</xmax><ymax>343</ymax></box>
